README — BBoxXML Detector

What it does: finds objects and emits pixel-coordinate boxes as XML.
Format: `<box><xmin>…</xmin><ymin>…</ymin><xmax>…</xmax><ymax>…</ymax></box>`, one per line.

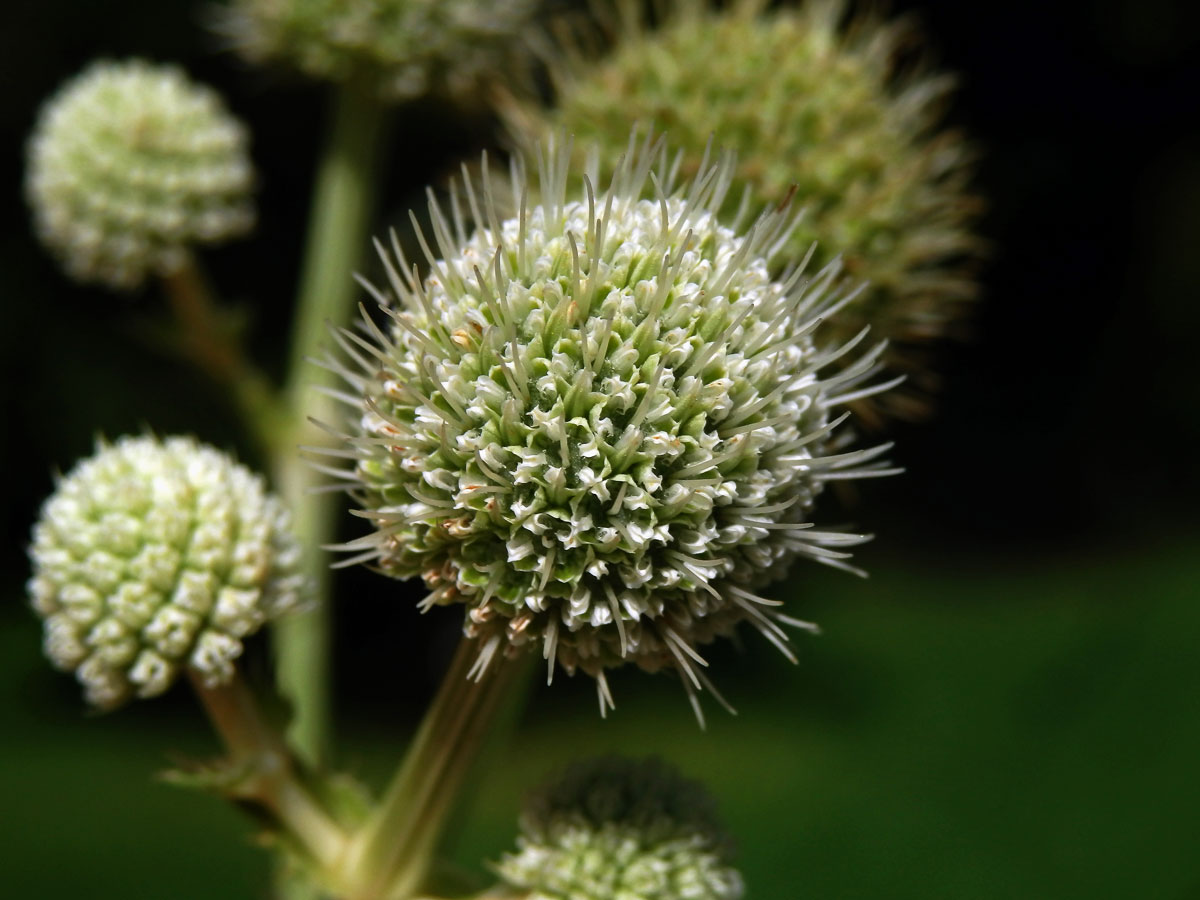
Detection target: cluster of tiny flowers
<box><xmin>497</xmin><ymin>756</ymin><xmax>743</xmax><ymax>900</ymax></box>
<box><xmin>25</xmin><ymin>59</ymin><xmax>256</xmax><ymax>291</ymax></box>
<box><xmin>510</xmin><ymin>0</ymin><xmax>980</xmax><ymax>420</ymax></box>
<box><xmin>322</xmin><ymin>134</ymin><xmax>895</xmax><ymax>714</ymax></box>
<box><xmin>27</xmin><ymin>435</ymin><xmax>305</xmax><ymax>708</ymax></box>
<box><xmin>224</xmin><ymin>0</ymin><xmax>540</xmax><ymax>103</ymax></box>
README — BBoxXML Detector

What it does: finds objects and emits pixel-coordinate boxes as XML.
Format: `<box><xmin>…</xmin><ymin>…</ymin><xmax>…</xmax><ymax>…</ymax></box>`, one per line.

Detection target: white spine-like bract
<box><xmin>28</xmin><ymin>436</ymin><xmax>305</xmax><ymax>708</ymax></box>
<box><xmin>320</xmin><ymin>132</ymin><xmax>899</xmax><ymax>717</ymax></box>
<box><xmin>25</xmin><ymin>59</ymin><xmax>255</xmax><ymax>291</ymax></box>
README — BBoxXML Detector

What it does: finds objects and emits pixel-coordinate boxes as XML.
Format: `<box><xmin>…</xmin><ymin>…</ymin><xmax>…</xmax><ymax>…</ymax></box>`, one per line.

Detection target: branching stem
<box><xmin>189</xmin><ymin>671</ymin><xmax>349</xmax><ymax>873</ymax></box>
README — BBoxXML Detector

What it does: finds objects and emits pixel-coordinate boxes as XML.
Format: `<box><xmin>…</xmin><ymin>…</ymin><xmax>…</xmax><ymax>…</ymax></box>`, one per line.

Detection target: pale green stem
<box><xmin>340</xmin><ymin>639</ymin><xmax>525</xmax><ymax>900</ymax></box>
<box><xmin>159</xmin><ymin>254</ymin><xmax>283</xmax><ymax>456</ymax></box>
<box><xmin>273</xmin><ymin>79</ymin><xmax>388</xmax><ymax>771</ymax></box>
<box><xmin>188</xmin><ymin>670</ymin><xmax>349</xmax><ymax>873</ymax></box>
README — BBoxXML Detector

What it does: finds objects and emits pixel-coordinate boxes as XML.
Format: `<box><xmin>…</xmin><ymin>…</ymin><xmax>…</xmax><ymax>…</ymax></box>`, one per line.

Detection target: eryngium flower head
<box><xmin>25</xmin><ymin>59</ymin><xmax>256</xmax><ymax>291</ymax></box>
<box><xmin>507</xmin><ymin>0</ymin><xmax>981</xmax><ymax>421</ymax></box>
<box><xmin>223</xmin><ymin>0</ymin><xmax>540</xmax><ymax>104</ymax></box>
<box><xmin>325</xmin><ymin>133</ymin><xmax>895</xmax><ymax>714</ymax></box>
<box><xmin>497</xmin><ymin>756</ymin><xmax>743</xmax><ymax>900</ymax></box>
<box><xmin>28</xmin><ymin>435</ymin><xmax>305</xmax><ymax>708</ymax></box>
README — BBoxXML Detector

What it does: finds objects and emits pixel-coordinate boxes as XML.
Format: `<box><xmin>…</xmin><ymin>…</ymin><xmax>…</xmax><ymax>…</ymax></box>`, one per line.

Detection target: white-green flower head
<box><xmin>497</xmin><ymin>756</ymin><xmax>743</xmax><ymax>900</ymax></box>
<box><xmin>25</xmin><ymin>59</ymin><xmax>256</xmax><ymax>291</ymax></box>
<box><xmin>325</xmin><ymin>131</ymin><xmax>897</xmax><ymax>715</ymax></box>
<box><xmin>224</xmin><ymin>0</ymin><xmax>540</xmax><ymax>104</ymax></box>
<box><xmin>27</xmin><ymin>435</ymin><xmax>305</xmax><ymax>709</ymax></box>
<box><xmin>508</xmin><ymin>0</ymin><xmax>982</xmax><ymax>422</ymax></box>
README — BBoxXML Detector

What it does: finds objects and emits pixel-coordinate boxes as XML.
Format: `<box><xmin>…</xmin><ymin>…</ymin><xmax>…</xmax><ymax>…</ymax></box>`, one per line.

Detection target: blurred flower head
<box><xmin>498</xmin><ymin>755</ymin><xmax>743</xmax><ymax>900</ymax></box>
<box><xmin>322</xmin><ymin>131</ymin><xmax>896</xmax><ymax>716</ymax></box>
<box><xmin>28</xmin><ymin>435</ymin><xmax>305</xmax><ymax>708</ymax></box>
<box><xmin>26</xmin><ymin>59</ymin><xmax>256</xmax><ymax>291</ymax></box>
<box><xmin>223</xmin><ymin>0</ymin><xmax>542</xmax><ymax>104</ymax></box>
<box><xmin>506</xmin><ymin>0</ymin><xmax>982</xmax><ymax>421</ymax></box>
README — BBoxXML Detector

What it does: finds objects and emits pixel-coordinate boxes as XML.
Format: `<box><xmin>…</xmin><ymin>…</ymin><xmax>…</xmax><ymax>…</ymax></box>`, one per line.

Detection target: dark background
<box><xmin>2</xmin><ymin>1</ymin><xmax>1198</xmax><ymax>897</ymax></box>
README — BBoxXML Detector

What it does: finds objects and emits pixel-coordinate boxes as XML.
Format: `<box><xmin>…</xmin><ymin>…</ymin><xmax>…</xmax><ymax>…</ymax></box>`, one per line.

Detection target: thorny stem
<box><xmin>342</xmin><ymin>639</ymin><xmax>525</xmax><ymax>900</ymax></box>
<box><xmin>188</xmin><ymin>671</ymin><xmax>348</xmax><ymax>874</ymax></box>
<box><xmin>273</xmin><ymin>78</ymin><xmax>388</xmax><ymax>772</ymax></box>
<box><xmin>159</xmin><ymin>254</ymin><xmax>282</xmax><ymax>456</ymax></box>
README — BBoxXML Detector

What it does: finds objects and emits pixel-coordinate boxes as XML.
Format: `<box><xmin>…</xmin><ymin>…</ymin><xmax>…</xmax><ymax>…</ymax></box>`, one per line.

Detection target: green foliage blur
<box><xmin>2</xmin><ymin>0</ymin><xmax>1198</xmax><ymax>897</ymax></box>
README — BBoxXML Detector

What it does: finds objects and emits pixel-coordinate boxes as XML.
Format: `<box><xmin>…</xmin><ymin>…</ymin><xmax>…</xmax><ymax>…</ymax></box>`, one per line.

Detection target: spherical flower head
<box><xmin>224</xmin><ymin>0</ymin><xmax>541</xmax><ymax>104</ymax></box>
<box><xmin>25</xmin><ymin>59</ymin><xmax>256</xmax><ymax>291</ymax></box>
<box><xmin>508</xmin><ymin>0</ymin><xmax>981</xmax><ymax>421</ymax></box>
<box><xmin>27</xmin><ymin>435</ymin><xmax>305</xmax><ymax>708</ymax></box>
<box><xmin>497</xmin><ymin>756</ymin><xmax>743</xmax><ymax>900</ymax></box>
<box><xmin>328</xmin><ymin>133</ymin><xmax>894</xmax><ymax>714</ymax></box>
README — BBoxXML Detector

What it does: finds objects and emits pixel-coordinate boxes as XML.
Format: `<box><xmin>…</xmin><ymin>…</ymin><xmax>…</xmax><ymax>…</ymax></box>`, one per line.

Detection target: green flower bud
<box><xmin>28</xmin><ymin>436</ymin><xmax>305</xmax><ymax>708</ymax></box>
<box><xmin>323</xmin><ymin>132</ymin><xmax>895</xmax><ymax>715</ymax></box>
<box><xmin>25</xmin><ymin>59</ymin><xmax>256</xmax><ymax>292</ymax></box>
<box><xmin>508</xmin><ymin>0</ymin><xmax>981</xmax><ymax>421</ymax></box>
<box><xmin>497</xmin><ymin>756</ymin><xmax>743</xmax><ymax>900</ymax></box>
<box><xmin>223</xmin><ymin>0</ymin><xmax>540</xmax><ymax>104</ymax></box>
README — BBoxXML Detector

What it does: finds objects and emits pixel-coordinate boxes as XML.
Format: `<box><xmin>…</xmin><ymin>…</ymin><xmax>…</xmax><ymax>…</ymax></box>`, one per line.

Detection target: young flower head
<box><xmin>25</xmin><ymin>59</ymin><xmax>256</xmax><ymax>291</ymax></box>
<box><xmin>28</xmin><ymin>435</ymin><xmax>305</xmax><ymax>708</ymax></box>
<box><xmin>497</xmin><ymin>756</ymin><xmax>743</xmax><ymax>900</ymax></box>
<box><xmin>321</xmin><ymin>132</ymin><xmax>897</xmax><ymax>717</ymax></box>
<box><xmin>506</xmin><ymin>0</ymin><xmax>981</xmax><ymax>421</ymax></box>
<box><xmin>223</xmin><ymin>0</ymin><xmax>541</xmax><ymax>104</ymax></box>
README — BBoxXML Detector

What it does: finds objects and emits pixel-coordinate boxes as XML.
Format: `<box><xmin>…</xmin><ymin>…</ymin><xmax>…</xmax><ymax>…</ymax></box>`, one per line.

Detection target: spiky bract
<box><xmin>26</xmin><ymin>59</ymin><xmax>255</xmax><ymax>291</ymax></box>
<box><xmin>225</xmin><ymin>0</ymin><xmax>540</xmax><ymax>103</ymax></box>
<box><xmin>28</xmin><ymin>436</ymin><xmax>305</xmax><ymax>708</ymax></box>
<box><xmin>326</xmin><ymin>134</ymin><xmax>894</xmax><ymax>714</ymax></box>
<box><xmin>508</xmin><ymin>0</ymin><xmax>980</xmax><ymax>420</ymax></box>
<box><xmin>497</xmin><ymin>756</ymin><xmax>743</xmax><ymax>900</ymax></box>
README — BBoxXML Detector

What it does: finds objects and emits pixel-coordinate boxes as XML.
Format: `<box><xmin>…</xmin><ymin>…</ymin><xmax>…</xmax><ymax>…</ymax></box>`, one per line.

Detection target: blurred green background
<box><xmin>2</xmin><ymin>0</ymin><xmax>1198</xmax><ymax>897</ymax></box>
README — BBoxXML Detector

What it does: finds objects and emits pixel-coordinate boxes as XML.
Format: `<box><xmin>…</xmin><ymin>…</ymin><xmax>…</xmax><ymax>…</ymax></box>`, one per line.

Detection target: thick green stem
<box><xmin>273</xmin><ymin>79</ymin><xmax>388</xmax><ymax>771</ymax></box>
<box><xmin>189</xmin><ymin>671</ymin><xmax>349</xmax><ymax>872</ymax></box>
<box><xmin>342</xmin><ymin>639</ymin><xmax>525</xmax><ymax>900</ymax></box>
